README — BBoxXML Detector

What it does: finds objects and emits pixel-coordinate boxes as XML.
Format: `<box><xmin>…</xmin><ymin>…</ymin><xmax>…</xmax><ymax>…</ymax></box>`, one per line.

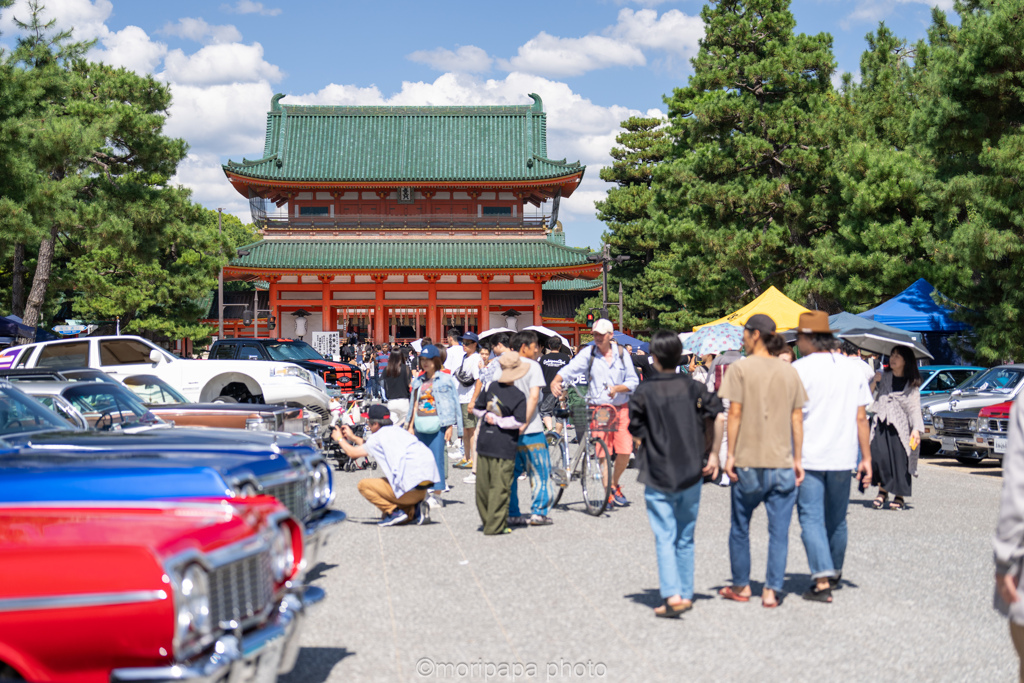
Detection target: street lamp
<box><xmin>586</xmin><ymin>245</ymin><xmax>631</xmax><ymax>329</ymax></box>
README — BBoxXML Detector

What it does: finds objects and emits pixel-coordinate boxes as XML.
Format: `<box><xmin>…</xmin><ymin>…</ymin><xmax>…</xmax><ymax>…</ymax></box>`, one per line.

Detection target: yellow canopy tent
<box><xmin>694</xmin><ymin>286</ymin><xmax>810</xmax><ymax>331</ymax></box>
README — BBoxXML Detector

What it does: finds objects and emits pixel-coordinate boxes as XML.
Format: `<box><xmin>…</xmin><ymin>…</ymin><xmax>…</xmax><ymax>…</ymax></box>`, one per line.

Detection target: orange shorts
<box><xmin>591</xmin><ymin>404</ymin><xmax>632</xmax><ymax>456</ymax></box>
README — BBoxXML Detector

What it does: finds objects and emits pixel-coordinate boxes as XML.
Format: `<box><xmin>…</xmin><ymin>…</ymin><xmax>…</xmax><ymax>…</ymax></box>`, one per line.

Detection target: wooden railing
<box><xmin>258</xmin><ymin>213</ymin><xmax>550</xmax><ymax>232</ymax></box>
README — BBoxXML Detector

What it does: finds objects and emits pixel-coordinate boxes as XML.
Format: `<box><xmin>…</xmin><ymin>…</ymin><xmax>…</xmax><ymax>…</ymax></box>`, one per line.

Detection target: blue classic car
<box><xmin>0</xmin><ymin>380</ymin><xmax>343</xmax><ymax>570</ymax></box>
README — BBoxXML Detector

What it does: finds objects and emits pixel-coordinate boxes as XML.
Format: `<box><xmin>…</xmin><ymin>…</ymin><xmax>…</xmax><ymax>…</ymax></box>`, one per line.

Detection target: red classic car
<box><xmin>0</xmin><ymin>497</ymin><xmax>321</xmax><ymax>682</ymax></box>
<box><xmin>976</xmin><ymin>400</ymin><xmax>1014</xmax><ymax>461</ymax></box>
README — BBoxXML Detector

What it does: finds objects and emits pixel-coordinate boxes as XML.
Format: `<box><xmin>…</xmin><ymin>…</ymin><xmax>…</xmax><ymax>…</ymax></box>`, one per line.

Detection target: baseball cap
<box><xmin>744</xmin><ymin>314</ymin><xmax>776</xmax><ymax>334</ymax></box>
<box><xmin>367</xmin><ymin>405</ymin><xmax>392</xmax><ymax>423</ymax></box>
<box><xmin>461</xmin><ymin>331</ymin><xmax>480</xmax><ymax>343</ymax></box>
<box><xmin>592</xmin><ymin>318</ymin><xmax>614</xmax><ymax>335</ymax></box>
<box><xmin>419</xmin><ymin>344</ymin><xmax>441</xmax><ymax>359</ymax></box>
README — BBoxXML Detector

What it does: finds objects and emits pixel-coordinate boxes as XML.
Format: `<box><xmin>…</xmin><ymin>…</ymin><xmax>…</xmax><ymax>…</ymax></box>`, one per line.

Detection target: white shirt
<box><xmin>454</xmin><ymin>352</ymin><xmax>481</xmax><ymax>404</ymax></box>
<box><xmin>793</xmin><ymin>352</ymin><xmax>873</xmax><ymax>471</ymax></box>
<box><xmin>364</xmin><ymin>425</ymin><xmax>441</xmax><ymax>497</ymax></box>
<box><xmin>443</xmin><ymin>344</ymin><xmax>466</xmax><ymax>372</ymax></box>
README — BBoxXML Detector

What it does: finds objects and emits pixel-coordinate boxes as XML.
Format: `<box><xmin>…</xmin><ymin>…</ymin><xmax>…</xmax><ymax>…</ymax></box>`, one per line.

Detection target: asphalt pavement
<box><xmin>282</xmin><ymin>452</ymin><xmax>1017</xmax><ymax>683</ymax></box>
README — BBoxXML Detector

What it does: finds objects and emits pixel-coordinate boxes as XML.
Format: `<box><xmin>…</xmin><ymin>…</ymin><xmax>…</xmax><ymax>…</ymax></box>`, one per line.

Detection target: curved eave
<box><xmin>223</xmin><ymin>169</ymin><xmax>586</xmax><ymax>199</ymax></box>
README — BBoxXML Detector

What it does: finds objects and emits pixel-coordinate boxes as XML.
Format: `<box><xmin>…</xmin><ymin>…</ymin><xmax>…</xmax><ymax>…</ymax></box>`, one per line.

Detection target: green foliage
<box><xmin>594</xmin><ymin>117</ymin><xmax>678</xmax><ymax>332</ymax></box>
<box><xmin>651</xmin><ymin>0</ymin><xmax>838</xmax><ymax>329</ymax></box>
<box><xmin>0</xmin><ymin>1</ymin><xmax>243</xmax><ymax>342</ymax></box>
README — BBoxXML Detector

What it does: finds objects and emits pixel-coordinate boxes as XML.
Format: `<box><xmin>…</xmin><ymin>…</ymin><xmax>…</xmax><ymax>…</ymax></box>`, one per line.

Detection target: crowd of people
<box><xmin>332</xmin><ymin>312</ymin><xmax>929</xmax><ymax>619</ymax></box>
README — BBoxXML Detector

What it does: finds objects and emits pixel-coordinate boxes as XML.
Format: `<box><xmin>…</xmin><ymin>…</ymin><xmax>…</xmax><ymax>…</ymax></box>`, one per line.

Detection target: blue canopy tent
<box><xmin>584</xmin><ymin>331</ymin><xmax>644</xmax><ymax>348</ymax></box>
<box><xmin>0</xmin><ymin>316</ymin><xmax>33</xmax><ymax>338</ymax></box>
<box><xmin>857</xmin><ymin>279</ymin><xmax>969</xmax><ymax>363</ymax></box>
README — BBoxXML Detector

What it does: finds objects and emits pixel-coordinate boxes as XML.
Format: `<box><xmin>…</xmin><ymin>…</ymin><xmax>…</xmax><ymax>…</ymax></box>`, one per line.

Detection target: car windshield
<box><xmin>0</xmin><ymin>383</ymin><xmax>74</xmax><ymax>436</ymax></box>
<box><xmin>122</xmin><ymin>374</ymin><xmax>190</xmax><ymax>405</ymax></box>
<box><xmin>957</xmin><ymin>367</ymin><xmax>1024</xmax><ymax>394</ymax></box>
<box><xmin>264</xmin><ymin>341</ymin><xmax>325</xmax><ymax>361</ymax></box>
<box><xmin>62</xmin><ymin>383</ymin><xmax>163</xmax><ymax>430</ymax></box>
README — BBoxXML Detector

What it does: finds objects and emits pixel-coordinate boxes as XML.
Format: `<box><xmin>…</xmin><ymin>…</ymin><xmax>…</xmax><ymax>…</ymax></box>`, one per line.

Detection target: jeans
<box><xmin>797</xmin><ymin>470</ymin><xmax>851</xmax><ymax>580</ymax></box>
<box><xmin>729</xmin><ymin>467</ymin><xmax>797</xmax><ymax>592</ymax></box>
<box><xmin>508</xmin><ymin>432</ymin><xmax>551</xmax><ymax>517</ymax></box>
<box><xmin>416</xmin><ymin>429</ymin><xmax>446</xmax><ymax>492</ymax></box>
<box><xmin>645</xmin><ymin>482</ymin><xmax>702</xmax><ymax>600</ymax></box>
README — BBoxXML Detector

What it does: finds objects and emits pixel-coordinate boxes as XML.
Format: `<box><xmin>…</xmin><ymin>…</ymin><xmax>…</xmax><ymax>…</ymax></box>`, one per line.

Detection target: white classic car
<box><xmin>0</xmin><ymin>335</ymin><xmax>330</xmax><ymax>418</ymax></box>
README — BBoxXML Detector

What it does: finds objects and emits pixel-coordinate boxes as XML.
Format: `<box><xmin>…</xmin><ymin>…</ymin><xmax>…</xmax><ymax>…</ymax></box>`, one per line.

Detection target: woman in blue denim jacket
<box><xmin>409</xmin><ymin>345</ymin><xmax>463</xmax><ymax>508</ymax></box>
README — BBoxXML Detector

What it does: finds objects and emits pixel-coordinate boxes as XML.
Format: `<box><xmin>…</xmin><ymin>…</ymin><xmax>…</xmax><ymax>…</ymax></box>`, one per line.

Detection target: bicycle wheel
<box><xmin>546</xmin><ymin>431</ymin><xmax>569</xmax><ymax>507</ymax></box>
<box><xmin>581</xmin><ymin>437</ymin><xmax>612</xmax><ymax>516</ymax></box>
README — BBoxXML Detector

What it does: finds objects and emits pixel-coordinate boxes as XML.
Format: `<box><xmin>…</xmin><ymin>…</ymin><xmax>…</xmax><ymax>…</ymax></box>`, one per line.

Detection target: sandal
<box><xmin>718</xmin><ymin>586</ymin><xmax>750</xmax><ymax>603</ymax></box>
<box><xmin>801</xmin><ymin>585</ymin><xmax>833</xmax><ymax>603</ymax></box>
<box><xmin>762</xmin><ymin>591</ymin><xmax>782</xmax><ymax>609</ymax></box>
<box><xmin>872</xmin><ymin>492</ymin><xmax>887</xmax><ymax>509</ymax></box>
<box><xmin>890</xmin><ymin>497</ymin><xmax>905</xmax><ymax>511</ymax></box>
<box><xmin>654</xmin><ymin>598</ymin><xmax>691</xmax><ymax>619</ymax></box>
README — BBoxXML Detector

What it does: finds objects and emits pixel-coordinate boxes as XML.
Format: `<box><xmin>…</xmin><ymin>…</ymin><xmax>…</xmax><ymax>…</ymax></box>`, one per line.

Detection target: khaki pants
<box><xmin>476</xmin><ymin>454</ymin><xmax>515</xmax><ymax>535</ymax></box>
<box><xmin>357</xmin><ymin>478</ymin><xmax>426</xmax><ymax>518</ymax></box>
<box><xmin>1012</xmin><ymin>622</ymin><xmax>1024</xmax><ymax>683</ymax></box>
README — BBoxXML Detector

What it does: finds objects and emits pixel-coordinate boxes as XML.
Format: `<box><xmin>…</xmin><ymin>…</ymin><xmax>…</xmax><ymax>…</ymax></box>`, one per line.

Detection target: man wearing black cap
<box><xmin>717</xmin><ymin>313</ymin><xmax>808</xmax><ymax>608</ymax></box>
<box><xmin>452</xmin><ymin>331</ymin><xmax>482</xmax><ymax>472</ymax></box>
<box><xmin>333</xmin><ymin>405</ymin><xmax>441</xmax><ymax>526</ymax></box>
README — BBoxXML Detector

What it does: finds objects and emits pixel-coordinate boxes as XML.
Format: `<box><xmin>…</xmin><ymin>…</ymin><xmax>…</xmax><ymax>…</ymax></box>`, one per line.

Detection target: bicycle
<box><xmin>545</xmin><ymin>395</ymin><xmax>614</xmax><ymax>516</ymax></box>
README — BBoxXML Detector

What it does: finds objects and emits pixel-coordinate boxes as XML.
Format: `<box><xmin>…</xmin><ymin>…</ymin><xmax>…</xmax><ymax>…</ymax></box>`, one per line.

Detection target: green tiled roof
<box><xmin>229</xmin><ymin>239</ymin><xmax>594</xmax><ymax>270</ymax></box>
<box><xmin>223</xmin><ymin>93</ymin><xmax>584</xmax><ymax>183</ymax></box>
<box><xmin>542</xmin><ymin>278</ymin><xmax>600</xmax><ymax>291</ymax></box>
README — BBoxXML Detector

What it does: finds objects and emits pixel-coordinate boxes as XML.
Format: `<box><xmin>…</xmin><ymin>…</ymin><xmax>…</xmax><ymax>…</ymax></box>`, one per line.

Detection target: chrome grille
<box><xmin>986</xmin><ymin>419</ymin><xmax>1010</xmax><ymax>433</ymax></box>
<box><xmin>943</xmin><ymin>417</ymin><xmax>973</xmax><ymax>431</ymax></box>
<box><xmin>265</xmin><ymin>480</ymin><xmax>310</xmax><ymax>521</ymax></box>
<box><xmin>209</xmin><ymin>551</ymin><xmax>274</xmax><ymax>628</ymax></box>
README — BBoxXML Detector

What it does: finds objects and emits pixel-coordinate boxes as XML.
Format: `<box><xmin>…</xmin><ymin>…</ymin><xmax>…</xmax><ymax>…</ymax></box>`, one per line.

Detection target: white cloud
<box><xmin>221</xmin><ymin>0</ymin><xmax>281</xmax><ymax>16</ymax></box>
<box><xmin>609</xmin><ymin>8</ymin><xmax>703</xmax><ymax>57</ymax></box>
<box><xmin>408</xmin><ymin>45</ymin><xmax>493</xmax><ymax>73</ymax></box>
<box><xmin>846</xmin><ymin>0</ymin><xmax>954</xmax><ymax>24</ymax></box>
<box><xmin>0</xmin><ymin>0</ymin><xmax>113</xmax><ymax>41</ymax></box>
<box><xmin>161</xmin><ymin>17</ymin><xmax>242</xmax><ymax>45</ymax></box>
<box><xmin>501</xmin><ymin>32</ymin><xmax>646</xmax><ymax>77</ymax></box>
<box><xmin>91</xmin><ymin>25</ymin><xmax>168</xmax><ymax>74</ymax></box>
<box><xmin>162</xmin><ymin>42</ymin><xmax>283</xmax><ymax>86</ymax></box>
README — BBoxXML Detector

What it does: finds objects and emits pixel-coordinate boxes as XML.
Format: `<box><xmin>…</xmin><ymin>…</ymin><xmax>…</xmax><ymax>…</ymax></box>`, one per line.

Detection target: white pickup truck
<box><xmin>0</xmin><ymin>335</ymin><xmax>331</xmax><ymax>418</ymax></box>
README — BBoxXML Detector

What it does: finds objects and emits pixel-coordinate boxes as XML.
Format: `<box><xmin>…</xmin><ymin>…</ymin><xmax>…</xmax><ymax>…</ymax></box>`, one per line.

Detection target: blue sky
<box><xmin>0</xmin><ymin>0</ymin><xmax>953</xmax><ymax>249</ymax></box>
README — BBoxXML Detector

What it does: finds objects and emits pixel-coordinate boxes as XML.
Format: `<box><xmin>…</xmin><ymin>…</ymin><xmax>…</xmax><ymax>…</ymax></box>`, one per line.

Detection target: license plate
<box><xmin>941</xmin><ymin>437</ymin><xmax>956</xmax><ymax>452</ymax></box>
<box><xmin>996</xmin><ymin>437</ymin><xmax>1008</xmax><ymax>454</ymax></box>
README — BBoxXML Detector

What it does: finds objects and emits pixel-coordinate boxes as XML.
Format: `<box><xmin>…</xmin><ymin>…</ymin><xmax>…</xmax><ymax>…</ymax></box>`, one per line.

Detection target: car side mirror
<box><xmin>149</xmin><ymin>349</ymin><xmax>163</xmax><ymax>365</ymax></box>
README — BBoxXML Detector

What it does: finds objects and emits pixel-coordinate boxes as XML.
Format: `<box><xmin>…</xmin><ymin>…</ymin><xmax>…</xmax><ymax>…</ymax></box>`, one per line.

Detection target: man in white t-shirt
<box><xmin>793</xmin><ymin>312</ymin><xmax>873</xmax><ymax>604</ymax></box>
<box><xmin>505</xmin><ymin>330</ymin><xmax>553</xmax><ymax>526</ymax></box>
<box><xmin>451</xmin><ymin>332</ymin><xmax>482</xmax><ymax>472</ymax></box>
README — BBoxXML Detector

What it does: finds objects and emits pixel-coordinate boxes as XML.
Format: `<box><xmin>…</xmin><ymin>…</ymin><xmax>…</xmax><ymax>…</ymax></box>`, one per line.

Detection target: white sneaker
<box><xmin>426</xmin><ymin>493</ymin><xmax>443</xmax><ymax>509</ymax></box>
<box><xmin>463</xmin><ymin>473</ymin><xmax>476</xmax><ymax>484</ymax></box>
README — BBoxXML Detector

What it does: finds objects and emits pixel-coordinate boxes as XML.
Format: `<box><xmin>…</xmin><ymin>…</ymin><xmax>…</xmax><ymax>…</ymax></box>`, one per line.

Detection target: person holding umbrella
<box><xmin>869</xmin><ymin>345</ymin><xmax>924</xmax><ymax>511</ymax></box>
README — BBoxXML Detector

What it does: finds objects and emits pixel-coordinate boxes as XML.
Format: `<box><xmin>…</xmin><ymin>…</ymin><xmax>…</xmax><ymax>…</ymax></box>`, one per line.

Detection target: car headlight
<box><xmin>270</xmin><ymin>523</ymin><xmax>296</xmax><ymax>582</ymax></box>
<box><xmin>176</xmin><ymin>564</ymin><xmax>211</xmax><ymax>647</ymax></box>
<box><xmin>310</xmin><ymin>461</ymin><xmax>332</xmax><ymax>508</ymax></box>
<box><xmin>270</xmin><ymin>366</ymin><xmax>314</xmax><ymax>385</ymax></box>
<box><xmin>969</xmin><ymin>419</ymin><xmax>979</xmax><ymax>431</ymax></box>
<box><xmin>922</xmin><ymin>411</ymin><xmax>932</xmax><ymax>425</ymax></box>
<box><xmin>934</xmin><ymin>417</ymin><xmax>944</xmax><ymax>430</ymax></box>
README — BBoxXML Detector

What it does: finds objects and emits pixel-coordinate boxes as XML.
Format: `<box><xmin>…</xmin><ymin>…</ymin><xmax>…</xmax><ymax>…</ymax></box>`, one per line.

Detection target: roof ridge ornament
<box><xmin>271</xmin><ymin>93</ymin><xmax>286</xmax><ymax>111</ymax></box>
<box><xmin>528</xmin><ymin>93</ymin><xmax>543</xmax><ymax>113</ymax></box>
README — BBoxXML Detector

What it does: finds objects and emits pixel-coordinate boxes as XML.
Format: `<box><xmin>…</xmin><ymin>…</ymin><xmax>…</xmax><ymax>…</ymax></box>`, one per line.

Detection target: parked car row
<box><xmin>921</xmin><ymin>364</ymin><xmax>1024</xmax><ymax>464</ymax></box>
<box><xmin>0</xmin><ymin>368</ymin><xmax>346</xmax><ymax>682</ymax></box>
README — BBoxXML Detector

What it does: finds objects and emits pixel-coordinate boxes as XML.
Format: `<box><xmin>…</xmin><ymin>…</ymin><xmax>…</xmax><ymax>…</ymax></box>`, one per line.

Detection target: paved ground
<box><xmin>282</xmin><ymin>451</ymin><xmax>1017</xmax><ymax>683</ymax></box>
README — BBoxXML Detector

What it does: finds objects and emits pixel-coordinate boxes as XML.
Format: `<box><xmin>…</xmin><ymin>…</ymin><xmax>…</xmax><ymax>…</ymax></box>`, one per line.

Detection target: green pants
<box><xmin>476</xmin><ymin>454</ymin><xmax>516</xmax><ymax>535</ymax></box>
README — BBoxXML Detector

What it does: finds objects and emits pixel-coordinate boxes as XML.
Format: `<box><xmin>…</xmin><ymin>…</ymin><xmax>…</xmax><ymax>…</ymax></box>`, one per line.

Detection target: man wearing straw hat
<box><xmin>792</xmin><ymin>311</ymin><xmax>873</xmax><ymax>603</ymax></box>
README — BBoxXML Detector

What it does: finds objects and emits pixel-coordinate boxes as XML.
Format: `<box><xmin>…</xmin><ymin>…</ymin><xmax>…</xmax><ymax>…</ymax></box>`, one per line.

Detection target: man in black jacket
<box><xmin>628</xmin><ymin>330</ymin><xmax>724</xmax><ymax>618</ymax></box>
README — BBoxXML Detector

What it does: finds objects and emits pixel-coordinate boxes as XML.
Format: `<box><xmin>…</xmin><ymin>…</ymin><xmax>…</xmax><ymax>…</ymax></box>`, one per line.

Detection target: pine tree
<box><xmin>594</xmin><ymin>116</ymin><xmax>678</xmax><ymax>333</ymax></box>
<box><xmin>653</xmin><ymin>0</ymin><xmax>838</xmax><ymax>328</ymax></box>
<box><xmin>912</xmin><ymin>0</ymin><xmax>1024</xmax><ymax>361</ymax></box>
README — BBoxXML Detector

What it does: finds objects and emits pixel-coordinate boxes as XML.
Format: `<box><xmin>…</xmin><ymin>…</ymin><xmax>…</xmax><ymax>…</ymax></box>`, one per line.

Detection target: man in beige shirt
<box><xmin>717</xmin><ymin>314</ymin><xmax>808</xmax><ymax>608</ymax></box>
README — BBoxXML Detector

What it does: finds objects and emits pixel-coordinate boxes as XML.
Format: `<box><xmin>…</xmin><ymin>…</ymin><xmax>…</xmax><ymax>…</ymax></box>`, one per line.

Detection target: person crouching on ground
<box><xmin>629</xmin><ymin>330</ymin><xmax>724</xmax><ymax>618</ymax></box>
<box><xmin>333</xmin><ymin>405</ymin><xmax>440</xmax><ymax>526</ymax></box>
<box><xmin>473</xmin><ymin>352</ymin><xmax>528</xmax><ymax>535</ymax></box>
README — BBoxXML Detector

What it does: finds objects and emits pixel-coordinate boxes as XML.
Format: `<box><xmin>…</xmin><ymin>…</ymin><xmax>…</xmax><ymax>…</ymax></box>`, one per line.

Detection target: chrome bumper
<box><xmin>301</xmin><ymin>508</ymin><xmax>346</xmax><ymax>572</ymax></box>
<box><xmin>110</xmin><ymin>586</ymin><xmax>325</xmax><ymax>683</ymax></box>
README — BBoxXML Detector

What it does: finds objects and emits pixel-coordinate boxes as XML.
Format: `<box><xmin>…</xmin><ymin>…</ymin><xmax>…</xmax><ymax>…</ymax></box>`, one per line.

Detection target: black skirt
<box><xmin>871</xmin><ymin>421</ymin><xmax>912</xmax><ymax>497</ymax></box>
